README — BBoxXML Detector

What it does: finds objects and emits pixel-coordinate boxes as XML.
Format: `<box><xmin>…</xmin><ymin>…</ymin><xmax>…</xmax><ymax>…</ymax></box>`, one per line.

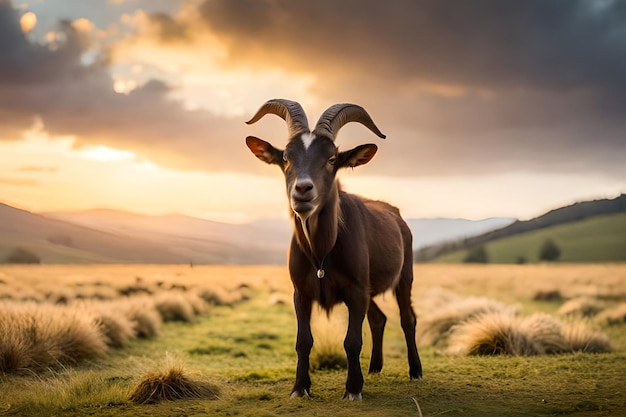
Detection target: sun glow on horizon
<box><xmin>77</xmin><ymin>145</ymin><xmax>136</xmax><ymax>162</ymax></box>
<box><xmin>1</xmin><ymin>121</ymin><xmax>624</xmax><ymax>225</ymax></box>
<box><xmin>0</xmin><ymin>130</ymin><xmax>287</xmax><ymax>223</ymax></box>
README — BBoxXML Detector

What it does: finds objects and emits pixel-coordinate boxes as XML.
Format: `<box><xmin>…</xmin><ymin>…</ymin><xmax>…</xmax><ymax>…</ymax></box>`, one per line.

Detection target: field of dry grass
<box><xmin>0</xmin><ymin>264</ymin><xmax>625</xmax><ymax>416</ymax></box>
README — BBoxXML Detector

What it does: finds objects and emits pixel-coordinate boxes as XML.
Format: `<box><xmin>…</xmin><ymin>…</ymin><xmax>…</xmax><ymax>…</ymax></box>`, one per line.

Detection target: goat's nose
<box><xmin>295</xmin><ymin>179</ymin><xmax>314</xmax><ymax>195</ymax></box>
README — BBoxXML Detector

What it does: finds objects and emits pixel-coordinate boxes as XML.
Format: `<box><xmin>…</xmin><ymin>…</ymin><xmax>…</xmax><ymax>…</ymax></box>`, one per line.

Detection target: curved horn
<box><xmin>313</xmin><ymin>103</ymin><xmax>386</xmax><ymax>141</ymax></box>
<box><xmin>246</xmin><ymin>99</ymin><xmax>310</xmax><ymax>138</ymax></box>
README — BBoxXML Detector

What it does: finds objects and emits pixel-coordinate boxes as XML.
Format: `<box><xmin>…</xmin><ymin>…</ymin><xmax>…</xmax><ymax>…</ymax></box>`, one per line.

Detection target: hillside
<box><xmin>464</xmin><ymin>193</ymin><xmax>626</xmax><ymax>247</ymax></box>
<box><xmin>1</xmin><ymin>200</ymin><xmax>513</xmax><ymax>264</ymax></box>
<box><xmin>0</xmin><ymin>204</ymin><xmax>295</xmax><ymax>265</ymax></box>
<box><xmin>0</xmin><ymin>203</ymin><xmax>187</xmax><ymax>264</ymax></box>
<box><xmin>7</xmin><ymin>195</ymin><xmax>613</xmax><ymax>264</ymax></box>
<box><xmin>43</xmin><ymin>209</ymin><xmax>292</xmax><ymax>264</ymax></box>
<box><xmin>434</xmin><ymin>212</ymin><xmax>626</xmax><ymax>263</ymax></box>
<box><xmin>415</xmin><ymin>194</ymin><xmax>626</xmax><ymax>262</ymax></box>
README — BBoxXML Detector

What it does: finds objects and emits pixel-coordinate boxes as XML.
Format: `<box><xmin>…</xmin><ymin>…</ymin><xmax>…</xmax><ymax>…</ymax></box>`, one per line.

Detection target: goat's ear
<box><xmin>338</xmin><ymin>144</ymin><xmax>378</xmax><ymax>168</ymax></box>
<box><xmin>246</xmin><ymin>136</ymin><xmax>283</xmax><ymax>165</ymax></box>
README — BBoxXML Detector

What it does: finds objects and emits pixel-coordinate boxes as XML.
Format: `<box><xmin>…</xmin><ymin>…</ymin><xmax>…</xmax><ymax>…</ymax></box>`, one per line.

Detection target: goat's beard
<box><xmin>294</xmin><ymin>212</ymin><xmax>314</xmax><ymax>252</ymax></box>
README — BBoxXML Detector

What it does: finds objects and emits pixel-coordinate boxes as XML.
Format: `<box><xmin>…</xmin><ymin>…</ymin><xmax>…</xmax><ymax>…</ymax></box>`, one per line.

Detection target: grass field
<box><xmin>435</xmin><ymin>212</ymin><xmax>626</xmax><ymax>263</ymax></box>
<box><xmin>1</xmin><ymin>264</ymin><xmax>625</xmax><ymax>416</ymax></box>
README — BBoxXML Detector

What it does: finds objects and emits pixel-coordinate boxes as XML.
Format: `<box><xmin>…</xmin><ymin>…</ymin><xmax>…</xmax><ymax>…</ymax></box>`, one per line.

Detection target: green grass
<box><xmin>435</xmin><ymin>212</ymin><xmax>626</xmax><ymax>263</ymax></box>
<box><xmin>1</xmin><ymin>265</ymin><xmax>625</xmax><ymax>416</ymax></box>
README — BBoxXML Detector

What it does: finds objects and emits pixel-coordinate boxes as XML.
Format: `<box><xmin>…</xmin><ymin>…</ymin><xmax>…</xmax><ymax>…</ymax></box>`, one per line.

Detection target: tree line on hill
<box><xmin>463</xmin><ymin>238</ymin><xmax>561</xmax><ymax>264</ymax></box>
<box><xmin>414</xmin><ymin>194</ymin><xmax>626</xmax><ymax>262</ymax></box>
<box><xmin>4</xmin><ymin>247</ymin><xmax>41</xmax><ymax>264</ymax></box>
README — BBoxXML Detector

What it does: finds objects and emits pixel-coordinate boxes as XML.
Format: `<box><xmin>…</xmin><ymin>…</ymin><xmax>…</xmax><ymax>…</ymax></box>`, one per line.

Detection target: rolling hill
<box><xmin>417</xmin><ymin>194</ymin><xmax>626</xmax><ymax>263</ymax></box>
<box><xmin>42</xmin><ymin>210</ymin><xmax>510</xmax><ymax>264</ymax></box>
<box><xmin>433</xmin><ymin>212</ymin><xmax>626</xmax><ymax>263</ymax></box>
<box><xmin>8</xmin><ymin>194</ymin><xmax>620</xmax><ymax>265</ymax></box>
<box><xmin>0</xmin><ymin>204</ymin><xmax>294</xmax><ymax>265</ymax></box>
<box><xmin>0</xmin><ymin>203</ymin><xmax>187</xmax><ymax>264</ymax></box>
<box><xmin>1</xmin><ymin>202</ymin><xmax>512</xmax><ymax>264</ymax></box>
<box><xmin>43</xmin><ymin>209</ymin><xmax>292</xmax><ymax>264</ymax></box>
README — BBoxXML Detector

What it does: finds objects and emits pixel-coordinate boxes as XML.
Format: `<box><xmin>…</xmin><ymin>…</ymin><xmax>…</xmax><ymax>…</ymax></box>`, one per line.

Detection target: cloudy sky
<box><xmin>0</xmin><ymin>0</ymin><xmax>624</xmax><ymax>222</ymax></box>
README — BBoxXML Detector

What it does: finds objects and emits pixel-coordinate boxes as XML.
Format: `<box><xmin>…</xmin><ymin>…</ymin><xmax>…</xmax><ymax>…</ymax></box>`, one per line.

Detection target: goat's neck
<box><xmin>293</xmin><ymin>182</ymin><xmax>341</xmax><ymax>262</ymax></box>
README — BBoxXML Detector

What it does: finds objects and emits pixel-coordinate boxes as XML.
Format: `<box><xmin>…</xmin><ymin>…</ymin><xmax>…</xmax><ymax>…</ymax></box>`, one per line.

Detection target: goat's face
<box><xmin>246</xmin><ymin>132</ymin><xmax>377</xmax><ymax>219</ymax></box>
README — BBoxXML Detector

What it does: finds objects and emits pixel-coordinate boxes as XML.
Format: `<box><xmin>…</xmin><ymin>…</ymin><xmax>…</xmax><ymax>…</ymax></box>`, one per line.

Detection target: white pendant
<box><xmin>317</xmin><ymin>269</ymin><xmax>325</xmax><ymax>279</ymax></box>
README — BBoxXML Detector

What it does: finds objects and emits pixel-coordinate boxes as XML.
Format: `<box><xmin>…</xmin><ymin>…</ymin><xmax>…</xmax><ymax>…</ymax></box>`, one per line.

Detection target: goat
<box><xmin>245</xmin><ymin>99</ymin><xmax>422</xmax><ymax>400</ymax></box>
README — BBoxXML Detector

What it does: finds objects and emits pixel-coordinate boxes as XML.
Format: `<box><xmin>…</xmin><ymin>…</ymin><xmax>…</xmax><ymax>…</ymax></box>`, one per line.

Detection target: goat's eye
<box><xmin>282</xmin><ymin>153</ymin><xmax>291</xmax><ymax>169</ymax></box>
<box><xmin>328</xmin><ymin>155</ymin><xmax>337</xmax><ymax>166</ymax></box>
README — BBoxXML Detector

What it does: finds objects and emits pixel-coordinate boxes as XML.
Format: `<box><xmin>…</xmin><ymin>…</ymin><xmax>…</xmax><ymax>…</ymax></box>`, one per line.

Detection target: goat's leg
<box><xmin>291</xmin><ymin>291</ymin><xmax>313</xmax><ymax>398</ymax></box>
<box><xmin>395</xmin><ymin>267</ymin><xmax>423</xmax><ymax>380</ymax></box>
<box><xmin>367</xmin><ymin>300</ymin><xmax>386</xmax><ymax>374</ymax></box>
<box><xmin>343</xmin><ymin>293</ymin><xmax>368</xmax><ymax>400</ymax></box>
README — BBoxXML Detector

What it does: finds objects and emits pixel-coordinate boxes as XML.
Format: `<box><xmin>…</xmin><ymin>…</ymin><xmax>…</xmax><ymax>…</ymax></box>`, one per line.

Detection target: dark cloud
<box><xmin>198</xmin><ymin>0</ymin><xmax>626</xmax><ymax>94</ymax></box>
<box><xmin>193</xmin><ymin>0</ymin><xmax>626</xmax><ymax>178</ymax></box>
<box><xmin>0</xmin><ymin>1</ymin><xmax>255</xmax><ymax>174</ymax></box>
<box><xmin>142</xmin><ymin>12</ymin><xmax>189</xmax><ymax>42</ymax></box>
<box><xmin>0</xmin><ymin>0</ymin><xmax>624</xmax><ymax>180</ymax></box>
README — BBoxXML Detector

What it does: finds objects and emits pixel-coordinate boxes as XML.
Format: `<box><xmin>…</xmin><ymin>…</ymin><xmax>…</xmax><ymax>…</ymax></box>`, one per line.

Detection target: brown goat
<box><xmin>245</xmin><ymin>99</ymin><xmax>422</xmax><ymax>400</ymax></box>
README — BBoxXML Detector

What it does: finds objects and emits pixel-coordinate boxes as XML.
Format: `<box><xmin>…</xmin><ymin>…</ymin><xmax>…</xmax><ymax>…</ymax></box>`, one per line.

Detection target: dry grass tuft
<box><xmin>268</xmin><ymin>292</ymin><xmax>291</xmax><ymax>306</ymax></box>
<box><xmin>129</xmin><ymin>364</ymin><xmax>220</xmax><ymax>404</ymax></box>
<box><xmin>557</xmin><ymin>296</ymin><xmax>604</xmax><ymax>318</ymax></box>
<box><xmin>184</xmin><ymin>291</ymin><xmax>210</xmax><ymax>315</ymax></box>
<box><xmin>237</xmin><ymin>285</ymin><xmax>252</xmax><ymax>302</ymax></box>
<box><xmin>309</xmin><ymin>312</ymin><xmax>347</xmax><ymax>371</ymax></box>
<box><xmin>198</xmin><ymin>288</ymin><xmax>231</xmax><ymax>306</ymax></box>
<box><xmin>417</xmin><ymin>296</ymin><xmax>515</xmax><ymax>348</ymax></box>
<box><xmin>447</xmin><ymin>311</ymin><xmax>540</xmax><ymax>356</ymax></box>
<box><xmin>560</xmin><ymin>321</ymin><xmax>612</xmax><ymax>353</ymax></box>
<box><xmin>311</xmin><ymin>342</ymin><xmax>347</xmax><ymax>371</ymax></box>
<box><xmin>418</xmin><ymin>289</ymin><xmax>613</xmax><ymax>357</ymax></box>
<box><xmin>154</xmin><ymin>292</ymin><xmax>196</xmax><ymax>322</ymax></box>
<box><xmin>595</xmin><ymin>302</ymin><xmax>626</xmax><ymax>326</ymax></box>
<box><xmin>533</xmin><ymin>289</ymin><xmax>563</xmax><ymax>301</ymax></box>
<box><xmin>0</xmin><ymin>303</ymin><xmax>108</xmax><ymax>373</ymax></box>
<box><xmin>446</xmin><ymin>311</ymin><xmax>611</xmax><ymax>356</ymax></box>
<box><xmin>520</xmin><ymin>313</ymin><xmax>567</xmax><ymax>354</ymax></box>
<box><xmin>122</xmin><ymin>299</ymin><xmax>162</xmax><ymax>339</ymax></box>
<box><xmin>196</xmin><ymin>283</ymin><xmax>253</xmax><ymax>308</ymax></box>
<box><xmin>92</xmin><ymin>308</ymin><xmax>136</xmax><ymax>348</ymax></box>
<box><xmin>46</xmin><ymin>288</ymin><xmax>76</xmax><ymax>305</ymax></box>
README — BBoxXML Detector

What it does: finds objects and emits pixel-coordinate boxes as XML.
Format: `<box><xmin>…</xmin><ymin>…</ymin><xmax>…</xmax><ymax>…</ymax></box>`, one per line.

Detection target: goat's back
<box><xmin>340</xmin><ymin>192</ymin><xmax>412</xmax><ymax>294</ymax></box>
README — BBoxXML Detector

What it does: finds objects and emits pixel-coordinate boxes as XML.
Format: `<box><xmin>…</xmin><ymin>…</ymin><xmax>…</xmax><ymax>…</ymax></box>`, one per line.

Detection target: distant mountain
<box><xmin>0</xmin><ymin>203</ymin><xmax>187</xmax><ymax>264</ymax></box>
<box><xmin>42</xmin><ymin>209</ymin><xmax>292</xmax><ymax>265</ymax></box>
<box><xmin>0</xmin><ymin>200</ymin><xmax>517</xmax><ymax>264</ymax></box>
<box><xmin>407</xmin><ymin>218</ymin><xmax>514</xmax><ymax>250</ymax></box>
<box><xmin>415</xmin><ymin>194</ymin><xmax>626</xmax><ymax>262</ymax></box>
<box><xmin>43</xmin><ymin>210</ymin><xmax>513</xmax><ymax>261</ymax></box>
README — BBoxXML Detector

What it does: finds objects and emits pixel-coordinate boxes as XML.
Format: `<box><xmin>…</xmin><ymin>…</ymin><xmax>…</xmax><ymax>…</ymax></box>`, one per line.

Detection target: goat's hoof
<box><xmin>343</xmin><ymin>391</ymin><xmax>362</xmax><ymax>401</ymax></box>
<box><xmin>410</xmin><ymin>369</ymin><xmax>423</xmax><ymax>380</ymax></box>
<box><xmin>410</xmin><ymin>375</ymin><xmax>427</xmax><ymax>384</ymax></box>
<box><xmin>290</xmin><ymin>389</ymin><xmax>310</xmax><ymax>399</ymax></box>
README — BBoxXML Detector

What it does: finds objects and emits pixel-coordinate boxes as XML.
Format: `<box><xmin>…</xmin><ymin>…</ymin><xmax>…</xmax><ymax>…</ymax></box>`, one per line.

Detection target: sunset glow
<box><xmin>19</xmin><ymin>11</ymin><xmax>36</xmax><ymax>33</ymax></box>
<box><xmin>0</xmin><ymin>1</ymin><xmax>624</xmax><ymax>223</ymax></box>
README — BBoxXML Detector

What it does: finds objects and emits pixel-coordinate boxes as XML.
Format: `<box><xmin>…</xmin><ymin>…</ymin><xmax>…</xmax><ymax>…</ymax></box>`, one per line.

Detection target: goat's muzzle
<box><xmin>291</xmin><ymin>178</ymin><xmax>316</xmax><ymax>215</ymax></box>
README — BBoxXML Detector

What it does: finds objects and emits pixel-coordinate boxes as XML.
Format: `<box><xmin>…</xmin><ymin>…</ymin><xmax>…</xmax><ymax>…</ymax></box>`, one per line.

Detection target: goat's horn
<box><xmin>246</xmin><ymin>99</ymin><xmax>310</xmax><ymax>138</ymax></box>
<box><xmin>313</xmin><ymin>103</ymin><xmax>386</xmax><ymax>141</ymax></box>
